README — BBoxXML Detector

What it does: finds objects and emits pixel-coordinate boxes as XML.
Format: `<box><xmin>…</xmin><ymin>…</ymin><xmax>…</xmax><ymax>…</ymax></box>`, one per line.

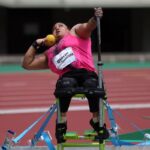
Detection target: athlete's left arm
<box><xmin>71</xmin><ymin>8</ymin><xmax>103</xmax><ymax>39</ymax></box>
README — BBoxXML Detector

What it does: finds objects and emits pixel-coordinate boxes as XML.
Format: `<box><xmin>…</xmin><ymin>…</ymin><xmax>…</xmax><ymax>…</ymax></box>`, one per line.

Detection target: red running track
<box><xmin>0</xmin><ymin>69</ymin><xmax>150</xmax><ymax>145</ymax></box>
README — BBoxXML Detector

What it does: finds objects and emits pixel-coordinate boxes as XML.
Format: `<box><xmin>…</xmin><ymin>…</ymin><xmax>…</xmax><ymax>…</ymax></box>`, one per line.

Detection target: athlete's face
<box><xmin>52</xmin><ymin>22</ymin><xmax>69</xmax><ymax>40</ymax></box>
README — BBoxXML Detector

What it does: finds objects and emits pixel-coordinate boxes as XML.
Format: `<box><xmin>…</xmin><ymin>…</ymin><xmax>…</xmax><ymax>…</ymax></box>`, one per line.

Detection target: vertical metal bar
<box><xmin>96</xmin><ymin>16</ymin><xmax>104</xmax><ymax>125</ymax></box>
<box><xmin>56</xmin><ymin>98</ymin><xmax>63</xmax><ymax>150</ymax></box>
<box><xmin>96</xmin><ymin>16</ymin><xmax>104</xmax><ymax>128</ymax></box>
<box><xmin>57</xmin><ymin>144</ymin><xmax>64</xmax><ymax>150</ymax></box>
<box><xmin>96</xmin><ymin>16</ymin><xmax>105</xmax><ymax>150</ymax></box>
<box><xmin>96</xmin><ymin>16</ymin><xmax>103</xmax><ymax>89</ymax></box>
<box><xmin>56</xmin><ymin>98</ymin><xmax>62</xmax><ymax>123</ymax></box>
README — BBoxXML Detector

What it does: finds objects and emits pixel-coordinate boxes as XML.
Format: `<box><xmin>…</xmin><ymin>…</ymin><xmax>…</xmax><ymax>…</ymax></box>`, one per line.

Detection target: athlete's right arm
<box><xmin>22</xmin><ymin>39</ymin><xmax>49</xmax><ymax>70</ymax></box>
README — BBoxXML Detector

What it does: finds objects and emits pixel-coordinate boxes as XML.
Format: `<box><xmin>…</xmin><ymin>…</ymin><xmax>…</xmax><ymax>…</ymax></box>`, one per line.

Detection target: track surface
<box><xmin>0</xmin><ymin>68</ymin><xmax>150</xmax><ymax>146</ymax></box>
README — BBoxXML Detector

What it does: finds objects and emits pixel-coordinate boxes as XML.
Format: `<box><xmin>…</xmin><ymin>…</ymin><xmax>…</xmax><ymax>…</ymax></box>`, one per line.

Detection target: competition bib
<box><xmin>53</xmin><ymin>47</ymin><xmax>76</xmax><ymax>70</ymax></box>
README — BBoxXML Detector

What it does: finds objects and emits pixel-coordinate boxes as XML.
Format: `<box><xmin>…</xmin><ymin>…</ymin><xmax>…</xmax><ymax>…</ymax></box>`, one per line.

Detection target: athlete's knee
<box><xmin>54</xmin><ymin>77</ymin><xmax>78</xmax><ymax>97</ymax></box>
<box><xmin>84</xmin><ymin>78</ymin><xmax>105</xmax><ymax>98</ymax></box>
<box><xmin>83</xmin><ymin>78</ymin><xmax>98</xmax><ymax>88</ymax></box>
<box><xmin>56</xmin><ymin>77</ymin><xmax>78</xmax><ymax>88</ymax></box>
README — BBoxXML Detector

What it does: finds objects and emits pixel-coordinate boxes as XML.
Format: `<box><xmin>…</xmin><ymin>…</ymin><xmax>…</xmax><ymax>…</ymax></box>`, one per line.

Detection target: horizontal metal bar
<box><xmin>64</xmin><ymin>135</ymin><xmax>95</xmax><ymax>140</ymax></box>
<box><xmin>60</xmin><ymin>142</ymin><xmax>100</xmax><ymax>147</ymax></box>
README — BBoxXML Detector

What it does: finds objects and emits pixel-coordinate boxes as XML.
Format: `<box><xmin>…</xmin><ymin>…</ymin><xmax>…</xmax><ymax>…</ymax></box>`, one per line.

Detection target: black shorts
<box><xmin>54</xmin><ymin>68</ymin><xmax>101</xmax><ymax>113</ymax></box>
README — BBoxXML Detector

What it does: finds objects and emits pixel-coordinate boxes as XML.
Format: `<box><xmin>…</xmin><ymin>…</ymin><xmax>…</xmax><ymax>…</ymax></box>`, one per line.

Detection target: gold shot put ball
<box><xmin>45</xmin><ymin>34</ymin><xmax>56</xmax><ymax>46</ymax></box>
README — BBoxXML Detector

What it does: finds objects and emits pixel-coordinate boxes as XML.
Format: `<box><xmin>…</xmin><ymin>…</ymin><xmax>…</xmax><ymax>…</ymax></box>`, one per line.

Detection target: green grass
<box><xmin>102</xmin><ymin>61</ymin><xmax>150</xmax><ymax>70</ymax></box>
<box><xmin>0</xmin><ymin>64</ymin><xmax>49</xmax><ymax>73</ymax></box>
<box><xmin>0</xmin><ymin>61</ymin><xmax>150</xmax><ymax>73</ymax></box>
<box><xmin>0</xmin><ymin>64</ymin><xmax>24</xmax><ymax>73</ymax></box>
<box><xmin>119</xmin><ymin>128</ymin><xmax>150</xmax><ymax>140</ymax></box>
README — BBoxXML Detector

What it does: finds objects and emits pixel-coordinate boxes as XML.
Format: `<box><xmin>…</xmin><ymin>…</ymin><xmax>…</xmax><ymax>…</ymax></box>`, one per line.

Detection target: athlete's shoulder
<box><xmin>70</xmin><ymin>24</ymin><xmax>82</xmax><ymax>37</ymax></box>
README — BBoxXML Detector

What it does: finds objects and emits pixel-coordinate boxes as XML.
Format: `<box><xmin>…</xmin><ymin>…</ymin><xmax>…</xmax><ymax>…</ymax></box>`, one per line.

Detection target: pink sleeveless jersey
<box><xmin>45</xmin><ymin>34</ymin><xmax>96</xmax><ymax>76</ymax></box>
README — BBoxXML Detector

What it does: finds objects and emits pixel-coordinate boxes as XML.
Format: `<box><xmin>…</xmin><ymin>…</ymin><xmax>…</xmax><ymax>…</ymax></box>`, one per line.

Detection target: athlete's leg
<box><xmin>83</xmin><ymin>77</ymin><xmax>109</xmax><ymax>139</ymax></box>
<box><xmin>54</xmin><ymin>77</ymin><xmax>78</xmax><ymax>143</ymax></box>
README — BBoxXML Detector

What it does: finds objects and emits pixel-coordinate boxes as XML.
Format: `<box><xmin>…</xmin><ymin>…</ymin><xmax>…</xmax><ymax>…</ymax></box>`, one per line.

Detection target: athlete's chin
<box><xmin>56</xmin><ymin>34</ymin><xmax>64</xmax><ymax>40</ymax></box>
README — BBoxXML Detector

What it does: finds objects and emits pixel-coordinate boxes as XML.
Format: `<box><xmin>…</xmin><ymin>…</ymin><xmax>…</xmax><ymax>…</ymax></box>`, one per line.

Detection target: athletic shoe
<box><xmin>90</xmin><ymin>119</ymin><xmax>109</xmax><ymax>140</ymax></box>
<box><xmin>55</xmin><ymin>122</ymin><xmax>67</xmax><ymax>143</ymax></box>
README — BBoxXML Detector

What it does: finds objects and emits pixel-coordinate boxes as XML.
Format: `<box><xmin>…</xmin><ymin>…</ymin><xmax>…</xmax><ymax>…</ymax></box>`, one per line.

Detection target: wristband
<box><xmin>32</xmin><ymin>41</ymin><xmax>40</xmax><ymax>50</ymax></box>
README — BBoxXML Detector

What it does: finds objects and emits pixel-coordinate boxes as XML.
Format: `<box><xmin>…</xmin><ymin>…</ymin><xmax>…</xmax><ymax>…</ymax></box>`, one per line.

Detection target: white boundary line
<box><xmin>0</xmin><ymin>103</ymin><xmax>150</xmax><ymax>115</ymax></box>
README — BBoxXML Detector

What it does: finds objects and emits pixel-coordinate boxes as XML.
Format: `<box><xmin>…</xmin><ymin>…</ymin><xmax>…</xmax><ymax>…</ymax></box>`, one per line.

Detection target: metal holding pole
<box><xmin>96</xmin><ymin>15</ymin><xmax>105</xmax><ymax>150</ymax></box>
<box><xmin>96</xmin><ymin>16</ymin><xmax>103</xmax><ymax>89</ymax></box>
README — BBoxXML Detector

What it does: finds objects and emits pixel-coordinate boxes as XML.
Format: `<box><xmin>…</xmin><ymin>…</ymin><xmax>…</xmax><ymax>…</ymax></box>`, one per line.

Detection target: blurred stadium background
<box><xmin>0</xmin><ymin>0</ymin><xmax>150</xmax><ymax>63</ymax></box>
